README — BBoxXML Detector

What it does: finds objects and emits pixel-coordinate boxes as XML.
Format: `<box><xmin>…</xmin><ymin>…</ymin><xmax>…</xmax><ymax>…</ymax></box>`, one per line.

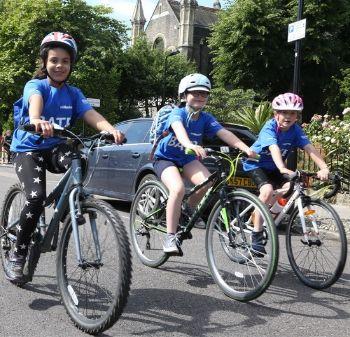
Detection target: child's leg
<box><xmin>254</xmin><ymin>183</ymin><xmax>274</xmax><ymax>232</ymax></box>
<box><xmin>160</xmin><ymin>165</ymin><xmax>185</xmax><ymax>234</ymax></box>
<box><xmin>182</xmin><ymin>160</ymin><xmax>211</xmax><ymax>209</ymax></box>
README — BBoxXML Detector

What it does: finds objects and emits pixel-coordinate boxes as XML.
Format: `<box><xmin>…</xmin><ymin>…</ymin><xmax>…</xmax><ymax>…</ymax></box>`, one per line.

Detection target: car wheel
<box><xmin>138</xmin><ymin>173</ymin><xmax>158</xmax><ymax>188</ymax></box>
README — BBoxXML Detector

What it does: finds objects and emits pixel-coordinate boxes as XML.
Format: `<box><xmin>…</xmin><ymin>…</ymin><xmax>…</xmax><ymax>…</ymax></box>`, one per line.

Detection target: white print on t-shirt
<box><xmin>40</xmin><ymin>116</ymin><xmax>72</xmax><ymax>127</ymax></box>
<box><xmin>168</xmin><ymin>136</ymin><xmax>198</xmax><ymax>151</ymax></box>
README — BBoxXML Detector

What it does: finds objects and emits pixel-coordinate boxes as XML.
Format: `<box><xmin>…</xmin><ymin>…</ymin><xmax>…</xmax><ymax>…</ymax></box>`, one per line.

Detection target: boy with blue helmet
<box><xmin>154</xmin><ymin>73</ymin><xmax>257</xmax><ymax>253</ymax></box>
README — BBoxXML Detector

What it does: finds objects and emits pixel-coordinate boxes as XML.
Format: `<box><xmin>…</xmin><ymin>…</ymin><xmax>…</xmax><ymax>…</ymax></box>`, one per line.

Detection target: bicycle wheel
<box><xmin>56</xmin><ymin>198</ymin><xmax>132</xmax><ymax>334</ymax></box>
<box><xmin>130</xmin><ymin>180</ymin><xmax>169</xmax><ymax>268</ymax></box>
<box><xmin>206</xmin><ymin>189</ymin><xmax>278</xmax><ymax>302</ymax></box>
<box><xmin>0</xmin><ymin>183</ymin><xmax>41</xmax><ymax>286</ymax></box>
<box><xmin>286</xmin><ymin>198</ymin><xmax>347</xmax><ymax>289</ymax></box>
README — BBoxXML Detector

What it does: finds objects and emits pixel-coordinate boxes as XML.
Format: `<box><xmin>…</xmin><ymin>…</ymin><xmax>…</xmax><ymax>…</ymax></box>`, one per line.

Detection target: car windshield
<box><xmin>116</xmin><ymin>120</ymin><xmax>152</xmax><ymax>144</ymax></box>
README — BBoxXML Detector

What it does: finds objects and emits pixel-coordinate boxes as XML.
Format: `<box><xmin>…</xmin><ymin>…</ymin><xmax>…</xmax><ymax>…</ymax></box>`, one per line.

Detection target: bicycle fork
<box><xmin>296</xmin><ymin>197</ymin><xmax>321</xmax><ymax>246</ymax></box>
<box><xmin>69</xmin><ymin>187</ymin><xmax>102</xmax><ymax>268</ymax></box>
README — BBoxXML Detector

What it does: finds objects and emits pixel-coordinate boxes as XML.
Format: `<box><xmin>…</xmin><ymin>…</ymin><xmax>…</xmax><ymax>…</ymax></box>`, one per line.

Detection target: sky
<box><xmin>86</xmin><ymin>0</ymin><xmax>224</xmax><ymax>27</ymax></box>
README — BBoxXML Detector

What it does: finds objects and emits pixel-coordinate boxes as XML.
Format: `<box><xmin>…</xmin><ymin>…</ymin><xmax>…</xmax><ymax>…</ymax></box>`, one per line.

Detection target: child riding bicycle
<box><xmin>6</xmin><ymin>32</ymin><xmax>124</xmax><ymax>283</ymax></box>
<box><xmin>243</xmin><ymin>92</ymin><xmax>329</xmax><ymax>255</ymax></box>
<box><xmin>153</xmin><ymin>73</ymin><xmax>257</xmax><ymax>253</ymax></box>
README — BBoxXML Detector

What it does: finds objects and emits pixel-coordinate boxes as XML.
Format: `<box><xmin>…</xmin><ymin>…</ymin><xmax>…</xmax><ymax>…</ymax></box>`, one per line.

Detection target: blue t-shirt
<box><xmin>154</xmin><ymin>107</ymin><xmax>223</xmax><ymax>166</ymax></box>
<box><xmin>243</xmin><ymin>118</ymin><xmax>310</xmax><ymax>171</ymax></box>
<box><xmin>11</xmin><ymin>79</ymin><xmax>92</xmax><ymax>152</ymax></box>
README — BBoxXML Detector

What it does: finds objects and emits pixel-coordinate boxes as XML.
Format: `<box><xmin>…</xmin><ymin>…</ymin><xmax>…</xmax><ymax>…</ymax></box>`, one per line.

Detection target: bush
<box><xmin>301</xmin><ymin>110</ymin><xmax>350</xmax><ymax>187</ymax></box>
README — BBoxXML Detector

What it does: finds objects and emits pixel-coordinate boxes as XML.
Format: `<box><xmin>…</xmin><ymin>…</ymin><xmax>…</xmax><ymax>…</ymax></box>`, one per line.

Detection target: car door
<box><xmin>106</xmin><ymin>119</ymin><xmax>152</xmax><ymax>199</ymax></box>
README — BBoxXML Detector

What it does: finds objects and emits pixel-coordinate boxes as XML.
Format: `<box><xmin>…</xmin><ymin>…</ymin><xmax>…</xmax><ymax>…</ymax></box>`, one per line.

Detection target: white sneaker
<box><xmin>163</xmin><ymin>234</ymin><xmax>179</xmax><ymax>253</ymax></box>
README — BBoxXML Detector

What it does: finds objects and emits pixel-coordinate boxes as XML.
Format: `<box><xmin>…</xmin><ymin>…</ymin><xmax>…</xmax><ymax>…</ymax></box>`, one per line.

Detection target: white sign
<box><xmin>288</xmin><ymin>18</ymin><xmax>306</xmax><ymax>42</ymax></box>
<box><xmin>87</xmin><ymin>98</ymin><xmax>100</xmax><ymax>108</ymax></box>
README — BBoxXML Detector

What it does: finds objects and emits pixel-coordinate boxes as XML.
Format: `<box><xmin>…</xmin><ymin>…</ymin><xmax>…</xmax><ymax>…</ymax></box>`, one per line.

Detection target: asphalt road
<box><xmin>0</xmin><ymin>165</ymin><xmax>349</xmax><ymax>337</ymax></box>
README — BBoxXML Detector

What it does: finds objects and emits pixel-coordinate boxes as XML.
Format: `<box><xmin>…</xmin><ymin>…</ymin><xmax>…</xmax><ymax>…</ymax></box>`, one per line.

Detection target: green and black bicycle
<box><xmin>130</xmin><ymin>148</ymin><xmax>278</xmax><ymax>302</ymax></box>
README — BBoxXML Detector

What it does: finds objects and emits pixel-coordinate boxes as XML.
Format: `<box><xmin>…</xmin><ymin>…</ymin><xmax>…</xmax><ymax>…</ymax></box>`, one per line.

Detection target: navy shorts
<box><xmin>249</xmin><ymin>168</ymin><xmax>289</xmax><ymax>190</ymax></box>
<box><xmin>153</xmin><ymin>159</ymin><xmax>183</xmax><ymax>179</ymax></box>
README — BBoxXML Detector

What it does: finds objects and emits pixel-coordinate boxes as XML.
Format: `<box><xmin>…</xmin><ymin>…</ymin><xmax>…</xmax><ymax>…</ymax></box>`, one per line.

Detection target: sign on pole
<box><xmin>87</xmin><ymin>98</ymin><xmax>101</xmax><ymax>108</ymax></box>
<box><xmin>288</xmin><ymin>18</ymin><xmax>306</xmax><ymax>43</ymax></box>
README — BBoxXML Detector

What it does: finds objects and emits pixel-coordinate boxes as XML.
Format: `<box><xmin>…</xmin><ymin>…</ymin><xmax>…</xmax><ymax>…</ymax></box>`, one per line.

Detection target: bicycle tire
<box><xmin>56</xmin><ymin>198</ymin><xmax>132</xmax><ymax>334</ymax></box>
<box><xmin>0</xmin><ymin>183</ymin><xmax>41</xmax><ymax>286</ymax></box>
<box><xmin>286</xmin><ymin>198</ymin><xmax>347</xmax><ymax>289</ymax></box>
<box><xmin>130</xmin><ymin>180</ymin><xmax>169</xmax><ymax>268</ymax></box>
<box><xmin>206</xmin><ymin>189</ymin><xmax>278</xmax><ymax>302</ymax></box>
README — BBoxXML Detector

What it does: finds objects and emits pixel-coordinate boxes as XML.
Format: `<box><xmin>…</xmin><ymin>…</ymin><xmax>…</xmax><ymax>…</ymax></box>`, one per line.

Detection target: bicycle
<box><xmin>0</xmin><ymin>125</ymin><xmax>132</xmax><ymax>334</ymax></box>
<box><xmin>272</xmin><ymin>170</ymin><xmax>347</xmax><ymax>289</ymax></box>
<box><xmin>130</xmin><ymin>148</ymin><xmax>278</xmax><ymax>302</ymax></box>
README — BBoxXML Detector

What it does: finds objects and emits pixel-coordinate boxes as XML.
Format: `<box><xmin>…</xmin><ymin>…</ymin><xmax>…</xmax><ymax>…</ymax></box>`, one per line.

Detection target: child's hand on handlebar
<box><xmin>187</xmin><ymin>144</ymin><xmax>207</xmax><ymax>159</ymax></box>
<box><xmin>279</xmin><ymin>167</ymin><xmax>295</xmax><ymax>177</ymax></box>
<box><xmin>31</xmin><ymin>119</ymin><xmax>54</xmax><ymax>138</ymax></box>
<box><xmin>246</xmin><ymin>149</ymin><xmax>259</xmax><ymax>159</ymax></box>
<box><xmin>111</xmin><ymin>129</ymin><xmax>125</xmax><ymax>144</ymax></box>
<box><xmin>317</xmin><ymin>167</ymin><xmax>329</xmax><ymax>181</ymax></box>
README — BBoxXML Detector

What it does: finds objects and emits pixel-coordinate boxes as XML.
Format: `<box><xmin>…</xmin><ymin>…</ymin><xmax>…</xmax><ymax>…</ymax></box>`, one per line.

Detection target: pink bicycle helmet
<box><xmin>272</xmin><ymin>93</ymin><xmax>304</xmax><ymax>111</ymax></box>
<box><xmin>40</xmin><ymin>32</ymin><xmax>78</xmax><ymax>62</ymax></box>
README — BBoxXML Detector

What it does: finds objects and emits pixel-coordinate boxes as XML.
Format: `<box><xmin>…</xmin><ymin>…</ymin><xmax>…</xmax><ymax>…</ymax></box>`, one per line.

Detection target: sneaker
<box><xmin>4</xmin><ymin>253</ymin><xmax>26</xmax><ymax>283</ymax></box>
<box><xmin>251</xmin><ymin>231</ymin><xmax>267</xmax><ymax>257</ymax></box>
<box><xmin>163</xmin><ymin>234</ymin><xmax>179</xmax><ymax>253</ymax></box>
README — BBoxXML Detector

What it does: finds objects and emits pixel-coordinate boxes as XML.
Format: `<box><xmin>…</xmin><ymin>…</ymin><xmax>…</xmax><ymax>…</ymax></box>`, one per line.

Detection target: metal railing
<box><xmin>297</xmin><ymin>148</ymin><xmax>350</xmax><ymax>192</ymax></box>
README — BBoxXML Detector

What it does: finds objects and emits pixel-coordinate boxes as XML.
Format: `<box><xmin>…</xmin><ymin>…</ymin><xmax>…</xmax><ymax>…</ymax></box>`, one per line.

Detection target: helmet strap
<box><xmin>186</xmin><ymin>103</ymin><xmax>202</xmax><ymax>115</ymax></box>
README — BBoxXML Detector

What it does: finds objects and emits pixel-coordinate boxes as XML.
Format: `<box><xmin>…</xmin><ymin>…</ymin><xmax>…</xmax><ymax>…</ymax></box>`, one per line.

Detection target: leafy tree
<box><xmin>209</xmin><ymin>0</ymin><xmax>350</xmax><ymax>120</ymax></box>
<box><xmin>120</xmin><ymin>38</ymin><xmax>196</xmax><ymax>116</ymax></box>
<box><xmin>206</xmin><ymin>87</ymin><xmax>258</xmax><ymax>122</ymax></box>
<box><xmin>0</xmin><ymin>0</ymin><xmax>128</xmax><ymax>129</ymax></box>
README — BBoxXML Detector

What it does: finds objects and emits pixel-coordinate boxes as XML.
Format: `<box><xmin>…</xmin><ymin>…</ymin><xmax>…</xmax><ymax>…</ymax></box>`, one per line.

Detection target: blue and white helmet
<box><xmin>178</xmin><ymin>73</ymin><xmax>212</xmax><ymax>96</ymax></box>
<box><xmin>183</xmin><ymin>73</ymin><xmax>211</xmax><ymax>93</ymax></box>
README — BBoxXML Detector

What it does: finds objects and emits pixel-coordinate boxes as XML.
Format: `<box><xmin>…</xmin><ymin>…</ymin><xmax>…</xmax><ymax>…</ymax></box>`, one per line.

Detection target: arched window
<box><xmin>153</xmin><ymin>37</ymin><xmax>164</xmax><ymax>51</ymax></box>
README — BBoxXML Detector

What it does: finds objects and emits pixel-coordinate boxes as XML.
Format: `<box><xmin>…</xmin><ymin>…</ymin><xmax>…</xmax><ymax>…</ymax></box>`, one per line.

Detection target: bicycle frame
<box><xmin>5</xmin><ymin>150</ymin><xmax>100</xmax><ymax>265</ymax></box>
<box><xmin>274</xmin><ymin>180</ymin><xmax>319</xmax><ymax>243</ymax></box>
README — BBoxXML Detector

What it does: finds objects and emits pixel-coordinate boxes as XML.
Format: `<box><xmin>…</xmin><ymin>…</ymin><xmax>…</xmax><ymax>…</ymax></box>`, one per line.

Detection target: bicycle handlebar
<box><xmin>19</xmin><ymin>124</ymin><xmax>126</xmax><ymax>144</ymax></box>
<box><xmin>281</xmin><ymin>170</ymin><xmax>341</xmax><ymax>199</ymax></box>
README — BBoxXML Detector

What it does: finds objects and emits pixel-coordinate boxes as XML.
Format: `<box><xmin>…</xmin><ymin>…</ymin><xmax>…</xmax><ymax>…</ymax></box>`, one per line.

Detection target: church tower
<box><xmin>178</xmin><ymin>0</ymin><xmax>197</xmax><ymax>58</ymax></box>
<box><xmin>131</xmin><ymin>0</ymin><xmax>146</xmax><ymax>46</ymax></box>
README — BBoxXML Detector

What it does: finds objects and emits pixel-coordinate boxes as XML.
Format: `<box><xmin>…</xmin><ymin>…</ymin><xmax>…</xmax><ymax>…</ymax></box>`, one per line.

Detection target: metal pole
<box><xmin>292</xmin><ymin>0</ymin><xmax>303</xmax><ymax>94</ymax></box>
<box><xmin>288</xmin><ymin>0</ymin><xmax>304</xmax><ymax>170</ymax></box>
<box><xmin>161</xmin><ymin>49</ymin><xmax>180</xmax><ymax>107</ymax></box>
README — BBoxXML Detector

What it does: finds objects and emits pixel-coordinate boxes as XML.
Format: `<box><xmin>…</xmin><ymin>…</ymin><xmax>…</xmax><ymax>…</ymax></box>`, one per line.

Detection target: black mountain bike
<box><xmin>0</xmin><ymin>125</ymin><xmax>132</xmax><ymax>334</ymax></box>
<box><xmin>130</xmin><ymin>149</ymin><xmax>278</xmax><ymax>302</ymax></box>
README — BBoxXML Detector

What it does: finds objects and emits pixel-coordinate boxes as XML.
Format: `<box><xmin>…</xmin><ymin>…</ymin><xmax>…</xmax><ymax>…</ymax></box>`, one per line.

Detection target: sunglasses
<box><xmin>188</xmin><ymin>91</ymin><xmax>209</xmax><ymax>98</ymax></box>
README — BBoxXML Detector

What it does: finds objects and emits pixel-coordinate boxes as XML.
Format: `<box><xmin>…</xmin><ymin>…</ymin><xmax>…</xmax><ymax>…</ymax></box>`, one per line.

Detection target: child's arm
<box><xmin>269</xmin><ymin>144</ymin><xmax>294</xmax><ymax>175</ymax></box>
<box><xmin>216</xmin><ymin>128</ymin><xmax>256</xmax><ymax>157</ymax></box>
<box><xmin>303</xmin><ymin>144</ymin><xmax>329</xmax><ymax>180</ymax></box>
<box><xmin>171</xmin><ymin>121</ymin><xmax>207</xmax><ymax>158</ymax></box>
<box><xmin>83</xmin><ymin>109</ymin><xmax>124</xmax><ymax>144</ymax></box>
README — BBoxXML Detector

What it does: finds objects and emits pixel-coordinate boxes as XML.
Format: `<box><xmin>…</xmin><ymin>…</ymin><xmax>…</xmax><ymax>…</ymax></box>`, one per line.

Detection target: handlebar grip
<box><xmin>19</xmin><ymin>124</ymin><xmax>36</xmax><ymax>132</ymax></box>
<box><xmin>323</xmin><ymin>173</ymin><xmax>341</xmax><ymax>199</ymax></box>
<box><xmin>281</xmin><ymin>172</ymin><xmax>298</xmax><ymax>198</ymax></box>
<box><xmin>185</xmin><ymin>148</ymin><xmax>196</xmax><ymax>155</ymax></box>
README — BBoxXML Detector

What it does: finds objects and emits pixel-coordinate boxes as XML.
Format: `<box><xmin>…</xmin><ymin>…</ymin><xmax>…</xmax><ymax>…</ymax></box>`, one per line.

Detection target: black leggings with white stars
<box><xmin>13</xmin><ymin>143</ymin><xmax>73</xmax><ymax>257</ymax></box>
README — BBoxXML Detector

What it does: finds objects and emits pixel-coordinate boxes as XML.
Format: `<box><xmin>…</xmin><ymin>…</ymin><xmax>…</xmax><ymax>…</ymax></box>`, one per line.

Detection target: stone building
<box><xmin>131</xmin><ymin>0</ymin><xmax>221</xmax><ymax>76</ymax></box>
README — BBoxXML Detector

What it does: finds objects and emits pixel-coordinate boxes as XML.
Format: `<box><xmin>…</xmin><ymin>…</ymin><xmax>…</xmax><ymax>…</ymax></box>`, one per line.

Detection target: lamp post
<box><xmin>292</xmin><ymin>0</ymin><xmax>304</xmax><ymax>94</ymax></box>
<box><xmin>161</xmin><ymin>49</ymin><xmax>180</xmax><ymax>106</ymax></box>
<box><xmin>288</xmin><ymin>0</ymin><xmax>304</xmax><ymax>170</ymax></box>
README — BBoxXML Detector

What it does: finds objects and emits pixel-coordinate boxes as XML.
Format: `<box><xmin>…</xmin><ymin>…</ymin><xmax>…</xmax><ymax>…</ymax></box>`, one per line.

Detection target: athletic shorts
<box><xmin>153</xmin><ymin>159</ymin><xmax>184</xmax><ymax>179</ymax></box>
<box><xmin>249</xmin><ymin>168</ymin><xmax>289</xmax><ymax>190</ymax></box>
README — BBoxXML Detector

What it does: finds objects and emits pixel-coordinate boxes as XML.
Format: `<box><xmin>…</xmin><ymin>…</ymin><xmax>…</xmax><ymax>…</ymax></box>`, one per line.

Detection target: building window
<box><xmin>153</xmin><ymin>37</ymin><xmax>164</xmax><ymax>51</ymax></box>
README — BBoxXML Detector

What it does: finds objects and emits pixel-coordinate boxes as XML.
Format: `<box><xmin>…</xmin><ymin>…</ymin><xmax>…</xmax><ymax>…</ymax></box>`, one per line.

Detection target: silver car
<box><xmin>84</xmin><ymin>118</ymin><xmax>257</xmax><ymax>201</ymax></box>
